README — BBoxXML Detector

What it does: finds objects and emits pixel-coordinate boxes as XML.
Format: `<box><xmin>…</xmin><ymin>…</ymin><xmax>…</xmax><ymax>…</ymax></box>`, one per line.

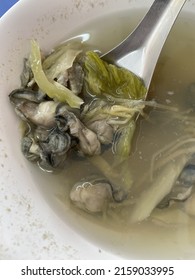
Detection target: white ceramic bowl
<box><xmin>1</xmin><ymin>0</ymin><xmax>195</xmax><ymax>259</ymax></box>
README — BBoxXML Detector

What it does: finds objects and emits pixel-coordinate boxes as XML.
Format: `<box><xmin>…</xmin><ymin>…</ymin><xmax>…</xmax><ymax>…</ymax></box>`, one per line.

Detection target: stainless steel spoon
<box><xmin>103</xmin><ymin>0</ymin><xmax>187</xmax><ymax>90</ymax></box>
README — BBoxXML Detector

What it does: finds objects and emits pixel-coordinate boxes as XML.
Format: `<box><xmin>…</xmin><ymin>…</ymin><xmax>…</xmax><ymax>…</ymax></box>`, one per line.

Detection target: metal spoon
<box><xmin>103</xmin><ymin>0</ymin><xmax>187</xmax><ymax>90</ymax></box>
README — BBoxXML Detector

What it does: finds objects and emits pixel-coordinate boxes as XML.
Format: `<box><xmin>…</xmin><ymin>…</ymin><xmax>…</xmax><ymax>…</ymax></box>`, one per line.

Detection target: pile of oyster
<box><xmin>10</xmin><ymin>42</ymin><xmax>114</xmax><ymax>166</ymax></box>
<box><xmin>9</xmin><ymin>41</ymin><xmax>132</xmax><ymax>213</ymax></box>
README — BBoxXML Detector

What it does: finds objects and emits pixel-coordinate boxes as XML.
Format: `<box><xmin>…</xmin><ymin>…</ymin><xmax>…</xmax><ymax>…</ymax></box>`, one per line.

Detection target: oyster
<box><xmin>22</xmin><ymin>134</ymin><xmax>41</xmax><ymax>162</ymax></box>
<box><xmin>18</xmin><ymin>100</ymin><xmax>58</xmax><ymax>128</ymax></box>
<box><xmin>56</xmin><ymin>105</ymin><xmax>101</xmax><ymax>156</ymax></box>
<box><xmin>39</xmin><ymin>130</ymin><xmax>71</xmax><ymax>169</ymax></box>
<box><xmin>20</xmin><ymin>58</ymin><xmax>34</xmax><ymax>88</ymax></box>
<box><xmin>70</xmin><ymin>174</ymin><xmax>128</xmax><ymax>213</ymax></box>
<box><xmin>81</xmin><ymin>99</ymin><xmax>116</xmax><ymax>145</ymax></box>
<box><xmin>70</xmin><ymin>175</ymin><xmax>114</xmax><ymax>213</ymax></box>
<box><xmin>67</xmin><ymin>60</ymin><xmax>84</xmax><ymax>95</ymax></box>
<box><xmin>21</xmin><ymin>127</ymin><xmax>71</xmax><ymax>170</ymax></box>
<box><xmin>158</xmin><ymin>163</ymin><xmax>195</xmax><ymax>209</ymax></box>
<box><xmin>179</xmin><ymin>164</ymin><xmax>195</xmax><ymax>186</ymax></box>
<box><xmin>9</xmin><ymin>88</ymin><xmax>46</xmax><ymax>104</ymax></box>
<box><xmin>9</xmin><ymin>88</ymin><xmax>57</xmax><ymax>128</ymax></box>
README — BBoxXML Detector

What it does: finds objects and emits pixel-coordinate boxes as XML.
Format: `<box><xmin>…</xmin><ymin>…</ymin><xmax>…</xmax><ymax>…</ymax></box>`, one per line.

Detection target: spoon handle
<box><xmin>103</xmin><ymin>0</ymin><xmax>187</xmax><ymax>89</ymax></box>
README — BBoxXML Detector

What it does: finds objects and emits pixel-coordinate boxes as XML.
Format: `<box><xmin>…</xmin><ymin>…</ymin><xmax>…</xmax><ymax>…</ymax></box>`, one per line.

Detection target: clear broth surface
<box><xmin>30</xmin><ymin>9</ymin><xmax>195</xmax><ymax>259</ymax></box>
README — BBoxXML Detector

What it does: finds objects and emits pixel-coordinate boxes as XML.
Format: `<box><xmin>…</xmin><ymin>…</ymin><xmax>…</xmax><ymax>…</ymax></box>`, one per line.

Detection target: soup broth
<box><xmin>29</xmin><ymin>9</ymin><xmax>195</xmax><ymax>259</ymax></box>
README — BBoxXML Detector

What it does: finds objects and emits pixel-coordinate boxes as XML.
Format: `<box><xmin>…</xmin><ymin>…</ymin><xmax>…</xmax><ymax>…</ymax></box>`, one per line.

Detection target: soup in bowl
<box><xmin>1</xmin><ymin>0</ymin><xmax>195</xmax><ymax>259</ymax></box>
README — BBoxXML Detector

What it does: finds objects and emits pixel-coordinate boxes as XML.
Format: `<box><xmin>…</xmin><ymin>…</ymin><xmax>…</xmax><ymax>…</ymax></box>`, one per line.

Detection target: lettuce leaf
<box><xmin>42</xmin><ymin>42</ymin><xmax>82</xmax><ymax>80</ymax></box>
<box><xmin>84</xmin><ymin>51</ymin><xmax>147</xmax><ymax>100</ymax></box>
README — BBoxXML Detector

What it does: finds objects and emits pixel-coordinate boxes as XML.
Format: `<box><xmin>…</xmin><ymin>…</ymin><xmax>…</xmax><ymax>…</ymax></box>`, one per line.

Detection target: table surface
<box><xmin>0</xmin><ymin>0</ymin><xmax>19</xmax><ymax>17</ymax></box>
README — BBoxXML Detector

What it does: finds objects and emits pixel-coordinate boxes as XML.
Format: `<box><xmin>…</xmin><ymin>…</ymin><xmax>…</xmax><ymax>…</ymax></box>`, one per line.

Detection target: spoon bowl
<box><xmin>103</xmin><ymin>0</ymin><xmax>187</xmax><ymax>90</ymax></box>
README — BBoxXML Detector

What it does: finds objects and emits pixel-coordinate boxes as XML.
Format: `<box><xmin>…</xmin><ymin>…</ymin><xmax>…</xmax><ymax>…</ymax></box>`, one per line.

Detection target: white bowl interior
<box><xmin>1</xmin><ymin>0</ymin><xmax>195</xmax><ymax>259</ymax></box>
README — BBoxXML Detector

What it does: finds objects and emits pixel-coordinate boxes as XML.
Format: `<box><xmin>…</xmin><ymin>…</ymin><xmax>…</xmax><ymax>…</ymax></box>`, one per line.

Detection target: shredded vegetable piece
<box><xmin>130</xmin><ymin>154</ymin><xmax>189</xmax><ymax>223</ymax></box>
<box><xmin>113</xmin><ymin>120</ymin><xmax>136</xmax><ymax>158</ymax></box>
<box><xmin>29</xmin><ymin>40</ymin><xmax>83</xmax><ymax>108</ymax></box>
